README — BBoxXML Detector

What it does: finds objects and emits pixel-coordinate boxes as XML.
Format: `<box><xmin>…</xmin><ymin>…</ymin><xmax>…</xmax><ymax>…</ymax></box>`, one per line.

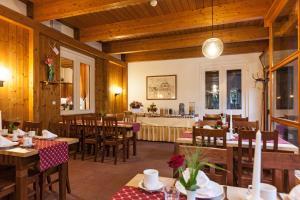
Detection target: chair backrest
<box><xmin>176</xmin><ymin>145</ymin><xmax>234</xmax><ymax>185</ymax></box>
<box><xmin>48</xmin><ymin>122</ymin><xmax>70</xmax><ymax>137</ymax></box>
<box><xmin>234</xmin><ymin>120</ymin><xmax>259</xmax><ymax>132</ymax></box>
<box><xmin>192</xmin><ymin>127</ymin><xmax>226</xmax><ymax>148</ymax></box>
<box><xmin>115</xmin><ymin>113</ymin><xmax>125</xmax><ymax>121</ymax></box>
<box><xmin>262</xmin><ymin>152</ymin><xmax>300</xmax><ymax>192</ymax></box>
<box><xmin>102</xmin><ymin>116</ymin><xmax>118</xmax><ymax>139</ymax></box>
<box><xmin>22</xmin><ymin>121</ymin><xmax>42</xmax><ymax>135</ymax></box>
<box><xmin>124</xmin><ymin>113</ymin><xmax>137</xmax><ymax>123</ymax></box>
<box><xmin>2</xmin><ymin>120</ymin><xmax>20</xmax><ymax>130</ymax></box>
<box><xmin>82</xmin><ymin>115</ymin><xmax>98</xmax><ymax>136</ymax></box>
<box><xmin>237</xmin><ymin>130</ymin><xmax>279</xmax><ymax>186</ymax></box>
<box><xmin>197</xmin><ymin>120</ymin><xmax>217</xmax><ymax>127</ymax></box>
<box><xmin>62</xmin><ymin>115</ymin><xmax>77</xmax><ymax>125</ymax></box>
<box><xmin>203</xmin><ymin>114</ymin><xmax>221</xmax><ymax>121</ymax></box>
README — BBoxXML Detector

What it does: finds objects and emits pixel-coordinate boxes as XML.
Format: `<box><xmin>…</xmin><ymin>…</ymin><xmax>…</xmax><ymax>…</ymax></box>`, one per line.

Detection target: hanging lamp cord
<box><xmin>211</xmin><ymin>0</ymin><xmax>214</xmax><ymax>37</ymax></box>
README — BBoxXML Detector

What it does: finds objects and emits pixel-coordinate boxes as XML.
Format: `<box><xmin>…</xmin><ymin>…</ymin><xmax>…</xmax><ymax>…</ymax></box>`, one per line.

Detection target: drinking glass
<box><xmin>163</xmin><ymin>186</ymin><xmax>180</xmax><ymax>200</ymax></box>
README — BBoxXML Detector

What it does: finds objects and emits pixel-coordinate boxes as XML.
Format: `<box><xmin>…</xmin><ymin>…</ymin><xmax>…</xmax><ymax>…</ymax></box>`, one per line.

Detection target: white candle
<box><xmin>252</xmin><ymin>130</ymin><xmax>262</xmax><ymax>200</ymax></box>
<box><xmin>229</xmin><ymin>111</ymin><xmax>233</xmax><ymax>134</ymax></box>
<box><xmin>0</xmin><ymin>110</ymin><xmax>2</xmax><ymax>130</ymax></box>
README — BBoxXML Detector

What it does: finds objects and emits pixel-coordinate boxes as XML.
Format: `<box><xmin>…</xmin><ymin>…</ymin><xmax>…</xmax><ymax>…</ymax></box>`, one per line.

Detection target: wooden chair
<box><xmin>101</xmin><ymin>116</ymin><xmax>127</xmax><ymax>165</ymax></box>
<box><xmin>234</xmin><ymin>120</ymin><xmax>259</xmax><ymax>133</ymax></box>
<box><xmin>197</xmin><ymin>120</ymin><xmax>217</xmax><ymax>127</ymax></box>
<box><xmin>203</xmin><ymin>114</ymin><xmax>221</xmax><ymax>121</ymax></box>
<box><xmin>22</xmin><ymin>121</ymin><xmax>42</xmax><ymax>135</ymax></box>
<box><xmin>175</xmin><ymin>145</ymin><xmax>234</xmax><ymax>186</ymax></box>
<box><xmin>262</xmin><ymin>152</ymin><xmax>300</xmax><ymax>192</ymax></box>
<box><xmin>62</xmin><ymin>115</ymin><xmax>81</xmax><ymax>154</ymax></box>
<box><xmin>45</xmin><ymin>122</ymin><xmax>72</xmax><ymax>196</ymax></box>
<box><xmin>123</xmin><ymin>113</ymin><xmax>137</xmax><ymax>157</ymax></box>
<box><xmin>81</xmin><ymin>115</ymin><xmax>101</xmax><ymax>161</ymax></box>
<box><xmin>192</xmin><ymin>126</ymin><xmax>226</xmax><ymax>148</ymax></box>
<box><xmin>2</xmin><ymin>120</ymin><xmax>21</xmax><ymax>132</ymax></box>
<box><xmin>236</xmin><ymin>130</ymin><xmax>279</xmax><ymax>187</ymax></box>
<box><xmin>124</xmin><ymin>113</ymin><xmax>137</xmax><ymax>123</ymax></box>
<box><xmin>0</xmin><ymin>167</ymin><xmax>40</xmax><ymax>200</ymax></box>
<box><xmin>115</xmin><ymin>113</ymin><xmax>125</xmax><ymax>121</ymax></box>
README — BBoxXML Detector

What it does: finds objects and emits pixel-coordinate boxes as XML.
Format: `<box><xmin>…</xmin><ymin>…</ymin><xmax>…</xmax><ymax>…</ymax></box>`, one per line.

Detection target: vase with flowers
<box><xmin>168</xmin><ymin>151</ymin><xmax>222</xmax><ymax>200</ymax></box>
<box><xmin>45</xmin><ymin>57</ymin><xmax>55</xmax><ymax>82</ymax></box>
<box><xmin>130</xmin><ymin>101</ymin><xmax>143</xmax><ymax>113</ymax></box>
<box><xmin>147</xmin><ymin>103</ymin><xmax>158</xmax><ymax>113</ymax></box>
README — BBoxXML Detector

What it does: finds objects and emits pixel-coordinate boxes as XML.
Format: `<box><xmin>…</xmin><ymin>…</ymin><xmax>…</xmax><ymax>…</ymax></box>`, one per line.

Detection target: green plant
<box><xmin>168</xmin><ymin>150</ymin><xmax>223</xmax><ymax>191</ymax></box>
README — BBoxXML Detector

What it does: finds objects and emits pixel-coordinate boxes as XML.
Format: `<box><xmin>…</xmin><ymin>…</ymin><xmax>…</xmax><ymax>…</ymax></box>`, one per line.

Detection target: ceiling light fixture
<box><xmin>202</xmin><ymin>0</ymin><xmax>223</xmax><ymax>59</ymax></box>
<box><xmin>150</xmin><ymin>0</ymin><xmax>158</xmax><ymax>7</ymax></box>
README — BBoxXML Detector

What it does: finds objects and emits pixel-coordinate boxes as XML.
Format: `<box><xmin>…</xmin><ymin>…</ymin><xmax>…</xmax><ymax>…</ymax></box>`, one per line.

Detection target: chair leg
<box><xmin>106</xmin><ymin>146</ymin><xmax>110</xmax><ymax>157</ymax></box>
<box><xmin>47</xmin><ymin>175</ymin><xmax>53</xmax><ymax>191</ymax></box>
<box><xmin>123</xmin><ymin>142</ymin><xmax>126</xmax><ymax>162</ymax></box>
<box><xmin>34</xmin><ymin>178</ymin><xmax>40</xmax><ymax>200</ymax></box>
<box><xmin>94</xmin><ymin>143</ymin><xmax>98</xmax><ymax>162</ymax></box>
<box><xmin>127</xmin><ymin>140</ymin><xmax>130</xmax><ymax>159</ymax></box>
<box><xmin>101</xmin><ymin>145</ymin><xmax>106</xmax><ymax>163</ymax></box>
<box><xmin>114</xmin><ymin>146</ymin><xmax>119</xmax><ymax>165</ymax></box>
<box><xmin>66</xmin><ymin>170</ymin><xmax>71</xmax><ymax>194</ymax></box>
<box><xmin>82</xmin><ymin>143</ymin><xmax>85</xmax><ymax>161</ymax></box>
<box><xmin>39</xmin><ymin>173</ymin><xmax>46</xmax><ymax>200</ymax></box>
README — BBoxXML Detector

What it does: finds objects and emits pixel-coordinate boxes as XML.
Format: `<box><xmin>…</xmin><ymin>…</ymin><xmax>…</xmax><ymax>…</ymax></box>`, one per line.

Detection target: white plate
<box><xmin>0</xmin><ymin>142</ymin><xmax>19</xmax><ymax>149</ymax></box>
<box><xmin>34</xmin><ymin>136</ymin><xmax>57</xmax><ymax>140</ymax></box>
<box><xmin>175</xmin><ymin>180</ymin><xmax>224</xmax><ymax>199</ymax></box>
<box><xmin>138</xmin><ymin>180</ymin><xmax>164</xmax><ymax>192</ymax></box>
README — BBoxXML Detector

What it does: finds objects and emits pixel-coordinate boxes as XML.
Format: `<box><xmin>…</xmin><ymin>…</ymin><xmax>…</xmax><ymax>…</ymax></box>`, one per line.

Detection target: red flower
<box><xmin>45</xmin><ymin>57</ymin><xmax>53</xmax><ymax>65</ymax></box>
<box><xmin>168</xmin><ymin>154</ymin><xmax>185</xmax><ymax>169</ymax></box>
<box><xmin>216</xmin><ymin>120</ymin><xmax>223</xmax><ymax>126</ymax></box>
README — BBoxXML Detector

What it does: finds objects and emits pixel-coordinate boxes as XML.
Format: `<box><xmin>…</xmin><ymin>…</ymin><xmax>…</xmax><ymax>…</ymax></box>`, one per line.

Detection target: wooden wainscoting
<box><xmin>0</xmin><ymin>18</ymin><xmax>33</xmax><ymax>122</ymax></box>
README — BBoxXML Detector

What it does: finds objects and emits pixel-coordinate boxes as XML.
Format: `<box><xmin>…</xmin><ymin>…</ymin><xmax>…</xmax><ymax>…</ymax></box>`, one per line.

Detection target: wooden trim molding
<box><xmin>264</xmin><ymin>0</ymin><xmax>288</xmax><ymax>27</ymax></box>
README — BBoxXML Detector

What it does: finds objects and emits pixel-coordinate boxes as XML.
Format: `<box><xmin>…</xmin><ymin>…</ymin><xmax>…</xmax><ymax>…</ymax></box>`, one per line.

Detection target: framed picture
<box><xmin>146</xmin><ymin>75</ymin><xmax>177</xmax><ymax>100</ymax></box>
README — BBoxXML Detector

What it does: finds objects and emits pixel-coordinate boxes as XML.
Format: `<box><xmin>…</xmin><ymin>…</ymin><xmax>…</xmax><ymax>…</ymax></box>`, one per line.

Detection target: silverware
<box><xmin>277</xmin><ymin>192</ymin><xmax>283</xmax><ymax>200</ymax></box>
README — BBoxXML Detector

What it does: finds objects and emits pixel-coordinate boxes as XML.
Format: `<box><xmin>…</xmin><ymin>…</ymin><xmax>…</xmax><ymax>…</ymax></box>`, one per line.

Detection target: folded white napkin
<box><xmin>289</xmin><ymin>185</ymin><xmax>300</xmax><ymax>200</ymax></box>
<box><xmin>203</xmin><ymin>125</ymin><xmax>213</xmax><ymax>129</ymax></box>
<box><xmin>182</xmin><ymin>169</ymin><xmax>209</xmax><ymax>188</ymax></box>
<box><xmin>17</xmin><ymin>129</ymin><xmax>26</xmax><ymax>136</ymax></box>
<box><xmin>196</xmin><ymin>181</ymin><xmax>217</xmax><ymax>197</ymax></box>
<box><xmin>42</xmin><ymin>130</ymin><xmax>58</xmax><ymax>139</ymax></box>
<box><xmin>0</xmin><ymin>135</ymin><xmax>17</xmax><ymax>147</ymax></box>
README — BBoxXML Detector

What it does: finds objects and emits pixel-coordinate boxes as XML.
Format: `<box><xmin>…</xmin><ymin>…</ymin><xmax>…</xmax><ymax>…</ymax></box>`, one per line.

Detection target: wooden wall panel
<box><xmin>106</xmin><ymin>61</ymin><xmax>127</xmax><ymax>114</ymax></box>
<box><xmin>0</xmin><ymin>18</ymin><xmax>32</xmax><ymax>122</ymax></box>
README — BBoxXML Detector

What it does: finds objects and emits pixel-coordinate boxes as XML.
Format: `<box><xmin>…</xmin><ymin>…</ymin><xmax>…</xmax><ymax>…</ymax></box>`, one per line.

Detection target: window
<box><xmin>205</xmin><ymin>71</ymin><xmax>219</xmax><ymax>109</ymax></box>
<box><xmin>60</xmin><ymin>47</ymin><xmax>95</xmax><ymax>115</ymax></box>
<box><xmin>272</xmin><ymin>58</ymin><xmax>298</xmax><ymax>122</ymax></box>
<box><xmin>272</xmin><ymin>0</ymin><xmax>298</xmax><ymax>66</ymax></box>
<box><xmin>227</xmin><ymin>70</ymin><xmax>242</xmax><ymax>109</ymax></box>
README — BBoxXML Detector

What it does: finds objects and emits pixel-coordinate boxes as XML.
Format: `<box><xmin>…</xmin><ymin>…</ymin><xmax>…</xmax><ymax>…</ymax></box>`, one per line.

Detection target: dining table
<box><xmin>111</xmin><ymin>173</ymin><xmax>288</xmax><ymax>200</ymax></box>
<box><xmin>0</xmin><ymin>136</ymin><xmax>78</xmax><ymax>200</ymax></box>
<box><xmin>176</xmin><ymin>130</ymin><xmax>299</xmax><ymax>153</ymax></box>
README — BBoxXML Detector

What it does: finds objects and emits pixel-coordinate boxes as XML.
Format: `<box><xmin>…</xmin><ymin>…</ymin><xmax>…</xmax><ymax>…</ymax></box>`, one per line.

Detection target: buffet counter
<box><xmin>136</xmin><ymin>116</ymin><xmax>195</xmax><ymax>142</ymax></box>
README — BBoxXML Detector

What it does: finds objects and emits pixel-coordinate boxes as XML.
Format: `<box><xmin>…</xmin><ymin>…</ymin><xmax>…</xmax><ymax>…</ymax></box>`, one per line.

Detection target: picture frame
<box><xmin>146</xmin><ymin>75</ymin><xmax>177</xmax><ymax>100</ymax></box>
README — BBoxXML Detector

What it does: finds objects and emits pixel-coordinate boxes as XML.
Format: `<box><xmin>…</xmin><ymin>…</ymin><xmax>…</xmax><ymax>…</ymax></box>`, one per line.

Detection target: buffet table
<box><xmin>136</xmin><ymin>116</ymin><xmax>195</xmax><ymax>142</ymax></box>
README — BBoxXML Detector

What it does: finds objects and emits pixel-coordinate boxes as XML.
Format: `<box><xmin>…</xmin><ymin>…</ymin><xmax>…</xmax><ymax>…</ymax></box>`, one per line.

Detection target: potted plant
<box><xmin>45</xmin><ymin>57</ymin><xmax>55</xmax><ymax>82</ymax></box>
<box><xmin>168</xmin><ymin>151</ymin><xmax>222</xmax><ymax>200</ymax></box>
<box><xmin>130</xmin><ymin>101</ymin><xmax>143</xmax><ymax>113</ymax></box>
<box><xmin>147</xmin><ymin>103</ymin><xmax>157</xmax><ymax>113</ymax></box>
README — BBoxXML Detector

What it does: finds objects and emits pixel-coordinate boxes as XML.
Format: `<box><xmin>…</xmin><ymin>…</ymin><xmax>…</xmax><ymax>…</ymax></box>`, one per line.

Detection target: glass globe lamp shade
<box><xmin>202</xmin><ymin>38</ymin><xmax>224</xmax><ymax>59</ymax></box>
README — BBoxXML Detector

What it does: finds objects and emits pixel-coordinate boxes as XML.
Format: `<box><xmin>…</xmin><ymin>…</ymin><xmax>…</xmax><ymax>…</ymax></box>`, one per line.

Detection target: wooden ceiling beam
<box><xmin>125</xmin><ymin>40</ymin><xmax>268</xmax><ymax>62</ymax></box>
<box><xmin>33</xmin><ymin>0</ymin><xmax>149</xmax><ymax>21</ymax></box>
<box><xmin>103</xmin><ymin>26</ymin><xmax>268</xmax><ymax>54</ymax></box>
<box><xmin>80</xmin><ymin>0</ymin><xmax>272</xmax><ymax>42</ymax></box>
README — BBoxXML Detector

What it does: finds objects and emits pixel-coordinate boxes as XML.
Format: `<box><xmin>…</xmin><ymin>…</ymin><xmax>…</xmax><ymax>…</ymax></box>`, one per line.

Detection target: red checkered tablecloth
<box><xmin>111</xmin><ymin>186</ymin><xmax>186</xmax><ymax>200</ymax></box>
<box><xmin>33</xmin><ymin>139</ymin><xmax>69</xmax><ymax>172</ymax></box>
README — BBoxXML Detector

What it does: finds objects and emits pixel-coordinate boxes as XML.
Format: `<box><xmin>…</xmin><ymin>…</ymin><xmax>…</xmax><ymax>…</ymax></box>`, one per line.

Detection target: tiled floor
<box><xmin>45</xmin><ymin>141</ymin><xmax>174</xmax><ymax>200</ymax></box>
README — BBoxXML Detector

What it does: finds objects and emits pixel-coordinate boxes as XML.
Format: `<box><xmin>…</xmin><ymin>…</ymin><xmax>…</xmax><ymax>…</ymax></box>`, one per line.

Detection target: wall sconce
<box><xmin>0</xmin><ymin>66</ymin><xmax>10</xmax><ymax>87</ymax></box>
<box><xmin>114</xmin><ymin>86</ymin><xmax>122</xmax><ymax>97</ymax></box>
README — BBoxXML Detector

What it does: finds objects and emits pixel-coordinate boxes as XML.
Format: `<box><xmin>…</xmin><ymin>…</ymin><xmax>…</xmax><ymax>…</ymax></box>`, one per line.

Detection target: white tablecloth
<box><xmin>136</xmin><ymin>116</ymin><xmax>195</xmax><ymax>142</ymax></box>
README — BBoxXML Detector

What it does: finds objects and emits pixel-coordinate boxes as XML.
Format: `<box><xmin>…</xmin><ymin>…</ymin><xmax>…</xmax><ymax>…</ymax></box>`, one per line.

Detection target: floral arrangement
<box><xmin>215</xmin><ymin>120</ymin><xmax>223</xmax><ymax>129</ymax></box>
<box><xmin>45</xmin><ymin>57</ymin><xmax>55</xmax><ymax>82</ymax></box>
<box><xmin>168</xmin><ymin>151</ymin><xmax>221</xmax><ymax>192</ymax></box>
<box><xmin>147</xmin><ymin>103</ymin><xmax>158</xmax><ymax>113</ymax></box>
<box><xmin>130</xmin><ymin>101</ymin><xmax>143</xmax><ymax>109</ymax></box>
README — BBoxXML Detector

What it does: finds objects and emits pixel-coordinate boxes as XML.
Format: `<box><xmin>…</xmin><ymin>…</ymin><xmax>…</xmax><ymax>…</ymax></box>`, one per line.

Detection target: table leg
<box><xmin>16</xmin><ymin>168</ymin><xmax>28</xmax><ymax>200</ymax></box>
<box><xmin>59</xmin><ymin>162</ymin><xmax>67</xmax><ymax>200</ymax></box>
<box><xmin>133</xmin><ymin>131</ymin><xmax>137</xmax><ymax>156</ymax></box>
